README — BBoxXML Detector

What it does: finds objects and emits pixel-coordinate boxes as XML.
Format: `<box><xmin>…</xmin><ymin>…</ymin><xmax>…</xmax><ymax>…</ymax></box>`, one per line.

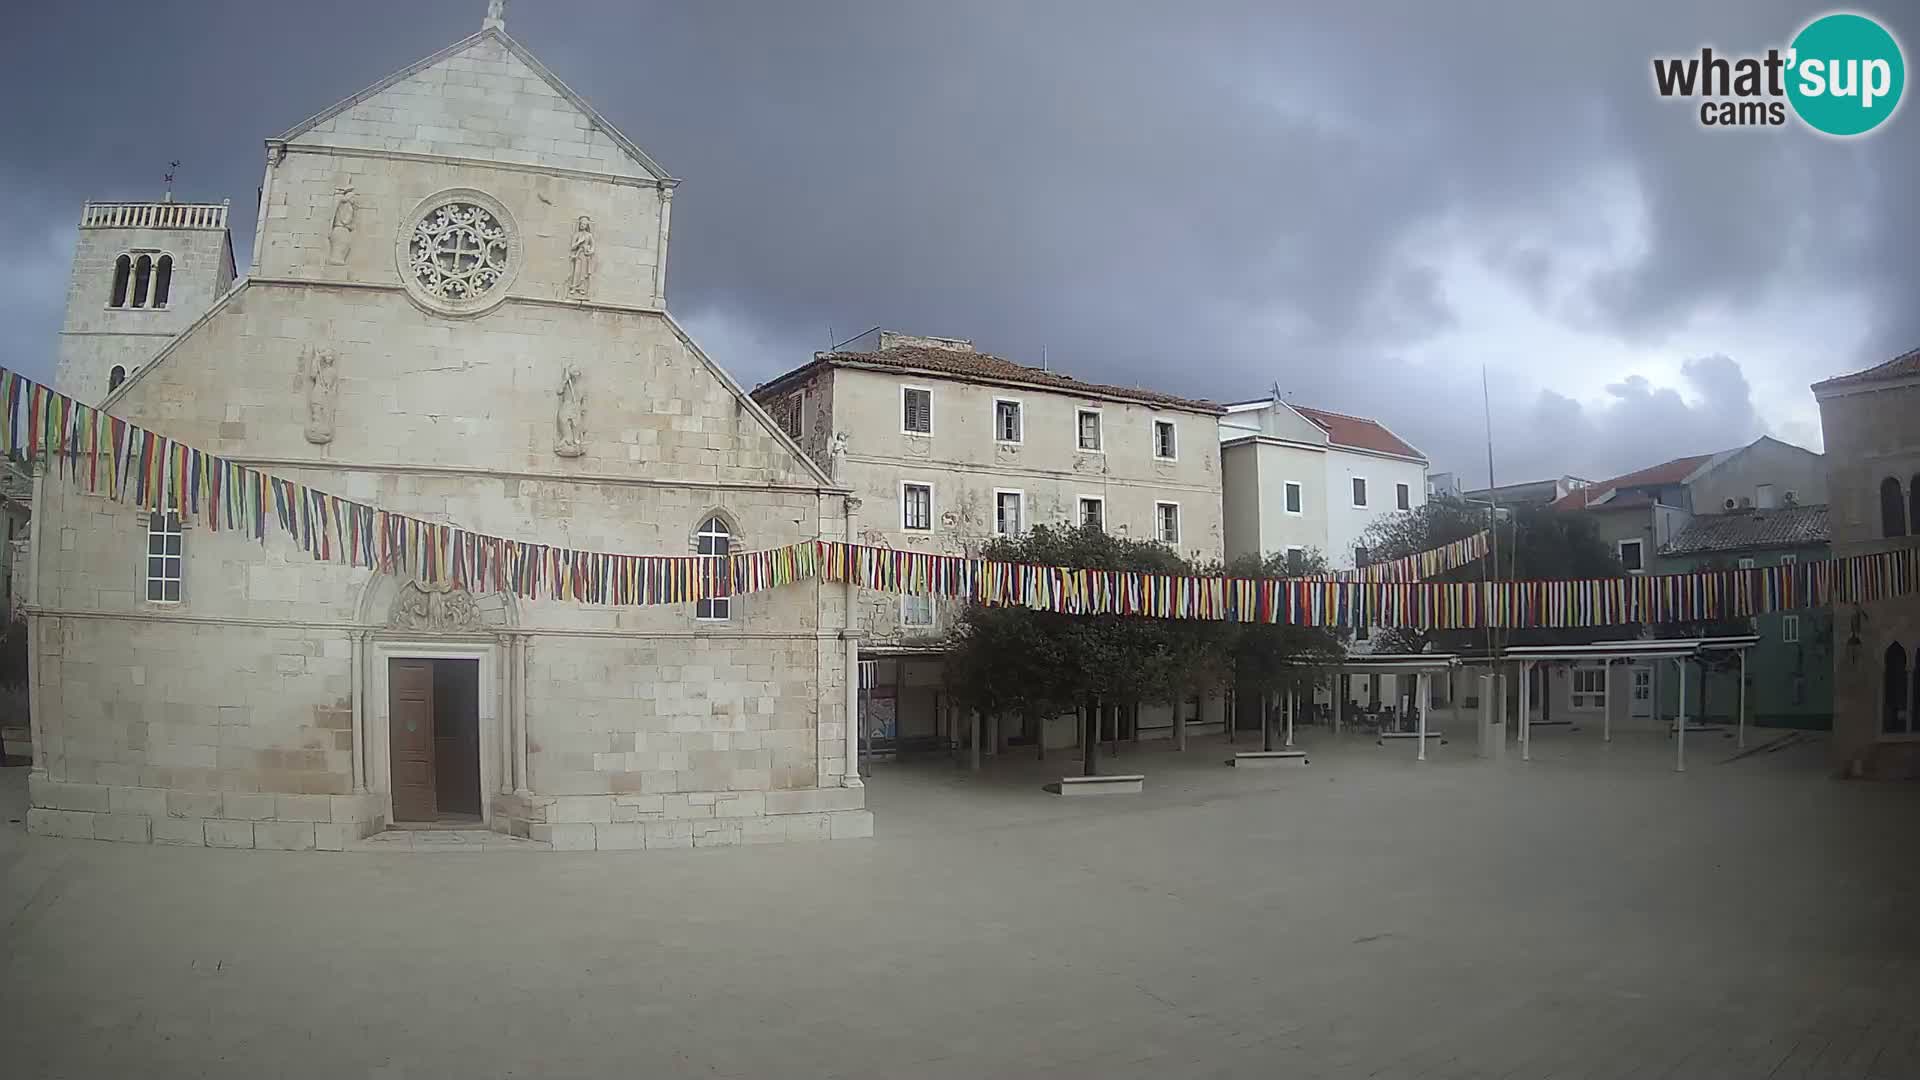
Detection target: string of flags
<box><xmin>5</xmin><ymin>366</ymin><xmax>1914</xmax><ymax>630</ymax></box>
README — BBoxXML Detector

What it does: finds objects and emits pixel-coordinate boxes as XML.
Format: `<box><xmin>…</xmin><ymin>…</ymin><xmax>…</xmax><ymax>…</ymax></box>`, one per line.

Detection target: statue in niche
<box><xmin>829</xmin><ymin>431</ymin><xmax>849</xmax><ymax>480</ymax></box>
<box><xmin>554</xmin><ymin>365</ymin><xmax>587</xmax><ymax>457</ymax></box>
<box><xmin>327</xmin><ymin>186</ymin><xmax>356</xmax><ymax>265</ymax></box>
<box><xmin>300</xmin><ymin>346</ymin><xmax>340</xmax><ymax>444</ymax></box>
<box><xmin>566</xmin><ymin>215</ymin><xmax>595</xmax><ymax>299</ymax></box>
<box><xmin>388</xmin><ymin>579</ymin><xmax>485</xmax><ymax>633</ymax></box>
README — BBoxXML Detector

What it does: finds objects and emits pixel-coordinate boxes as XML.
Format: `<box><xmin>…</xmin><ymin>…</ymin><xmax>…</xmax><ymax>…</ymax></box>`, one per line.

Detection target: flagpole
<box><xmin>1481</xmin><ymin>365</ymin><xmax>1500</xmax><ymax>660</ymax></box>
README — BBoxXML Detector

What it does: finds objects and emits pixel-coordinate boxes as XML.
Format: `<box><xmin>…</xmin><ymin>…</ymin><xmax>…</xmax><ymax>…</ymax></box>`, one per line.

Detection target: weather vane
<box><xmin>164</xmin><ymin>160</ymin><xmax>180</xmax><ymax>201</ymax></box>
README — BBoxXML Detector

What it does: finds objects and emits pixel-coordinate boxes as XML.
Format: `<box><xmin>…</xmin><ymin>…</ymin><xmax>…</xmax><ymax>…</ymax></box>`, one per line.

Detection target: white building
<box><xmin>1218</xmin><ymin>396</ymin><xmax>1430</xmax><ymax>570</ymax></box>
<box><xmin>25</xmin><ymin>6</ymin><xmax>870</xmax><ymax>851</ymax></box>
<box><xmin>752</xmin><ymin>331</ymin><xmax>1229</xmax><ymax>750</ymax></box>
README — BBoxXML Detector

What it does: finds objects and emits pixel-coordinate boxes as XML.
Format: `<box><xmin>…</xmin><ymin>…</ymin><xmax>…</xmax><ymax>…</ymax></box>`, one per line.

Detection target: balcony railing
<box><xmin>80</xmin><ymin>200</ymin><xmax>230</xmax><ymax>231</ymax></box>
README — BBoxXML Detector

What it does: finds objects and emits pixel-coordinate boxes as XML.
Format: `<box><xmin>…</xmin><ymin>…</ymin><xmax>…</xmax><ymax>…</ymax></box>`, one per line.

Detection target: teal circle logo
<box><xmin>1787</xmin><ymin>13</ymin><xmax>1905</xmax><ymax>136</ymax></box>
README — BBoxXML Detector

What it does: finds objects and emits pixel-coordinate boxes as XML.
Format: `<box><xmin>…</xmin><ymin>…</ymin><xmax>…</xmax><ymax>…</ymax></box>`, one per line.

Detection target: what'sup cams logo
<box><xmin>1653</xmin><ymin>11</ymin><xmax>1905</xmax><ymax>135</ymax></box>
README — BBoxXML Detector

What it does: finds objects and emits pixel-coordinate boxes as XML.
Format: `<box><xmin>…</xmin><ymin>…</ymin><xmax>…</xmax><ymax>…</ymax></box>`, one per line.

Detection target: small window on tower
<box><xmin>109</xmin><ymin>366</ymin><xmax>127</xmax><ymax>391</ymax></box>
<box><xmin>131</xmin><ymin>254</ymin><xmax>153</xmax><ymax>308</ymax></box>
<box><xmin>109</xmin><ymin>254</ymin><xmax>132</xmax><ymax>308</ymax></box>
<box><xmin>152</xmin><ymin>254</ymin><xmax>173</xmax><ymax>308</ymax></box>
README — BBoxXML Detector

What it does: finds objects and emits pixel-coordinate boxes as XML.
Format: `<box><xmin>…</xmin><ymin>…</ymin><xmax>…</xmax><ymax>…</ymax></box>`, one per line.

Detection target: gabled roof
<box><xmin>1549</xmin><ymin>453</ymin><xmax>1716</xmax><ymax>510</ymax></box>
<box><xmin>1662</xmin><ymin>505</ymin><xmax>1829</xmax><ymax>556</ymax></box>
<box><xmin>757</xmin><ymin>346</ymin><xmax>1224</xmax><ymax>413</ymax></box>
<box><xmin>1288</xmin><ymin>405</ymin><xmax>1426</xmax><ymax>461</ymax></box>
<box><xmin>274</xmin><ymin>27</ymin><xmax>673</xmax><ymax>182</ymax></box>
<box><xmin>1813</xmin><ymin>345</ymin><xmax>1920</xmax><ymax>391</ymax></box>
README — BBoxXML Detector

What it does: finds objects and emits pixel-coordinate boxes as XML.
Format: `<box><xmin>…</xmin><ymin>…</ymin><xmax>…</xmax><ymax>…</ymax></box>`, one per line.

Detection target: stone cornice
<box><xmin>26</xmin><ymin>606</ymin><xmax>838</xmax><ymax>640</ymax></box>
<box><xmin>269</xmin><ymin>140</ymin><xmax>675</xmax><ymax>191</ymax></box>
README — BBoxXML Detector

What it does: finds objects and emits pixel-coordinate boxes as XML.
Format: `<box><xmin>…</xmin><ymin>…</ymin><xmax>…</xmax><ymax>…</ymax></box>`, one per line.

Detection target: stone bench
<box><xmin>1045</xmin><ymin>774</ymin><xmax>1145</xmax><ymax>796</ymax></box>
<box><xmin>1227</xmin><ymin>751</ymin><xmax>1309</xmax><ymax>768</ymax></box>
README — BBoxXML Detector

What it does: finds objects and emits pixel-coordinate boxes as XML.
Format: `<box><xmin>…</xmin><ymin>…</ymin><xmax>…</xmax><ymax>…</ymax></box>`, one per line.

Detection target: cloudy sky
<box><xmin>3</xmin><ymin>1</ymin><xmax>1913</xmax><ymax>483</ymax></box>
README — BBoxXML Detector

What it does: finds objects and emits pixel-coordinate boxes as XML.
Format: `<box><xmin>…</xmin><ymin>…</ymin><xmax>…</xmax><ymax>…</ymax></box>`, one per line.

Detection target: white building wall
<box><xmin>1324</xmin><ymin>450</ymin><xmax>1428</xmax><ymax>570</ymax></box>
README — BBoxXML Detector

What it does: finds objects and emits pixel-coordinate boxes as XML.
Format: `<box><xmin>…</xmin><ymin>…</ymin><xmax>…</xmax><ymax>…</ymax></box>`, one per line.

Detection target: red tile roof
<box><xmin>1813</xmin><ymin>345</ymin><xmax>1920</xmax><ymax>390</ymax></box>
<box><xmin>765</xmin><ymin>346</ymin><xmax>1223</xmax><ymax>413</ymax></box>
<box><xmin>1549</xmin><ymin>453</ymin><xmax>1716</xmax><ymax>510</ymax></box>
<box><xmin>1289</xmin><ymin>405</ymin><xmax>1425</xmax><ymax>461</ymax></box>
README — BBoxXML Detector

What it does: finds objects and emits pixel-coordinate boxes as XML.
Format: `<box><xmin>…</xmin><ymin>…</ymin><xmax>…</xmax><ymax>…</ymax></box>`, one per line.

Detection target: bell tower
<box><xmin>53</xmin><ymin>197</ymin><xmax>236</xmax><ymax>404</ymax></box>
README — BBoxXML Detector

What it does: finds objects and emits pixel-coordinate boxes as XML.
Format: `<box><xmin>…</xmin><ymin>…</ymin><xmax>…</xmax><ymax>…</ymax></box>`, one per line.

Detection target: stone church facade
<box><xmin>25</xmin><ymin>12</ymin><xmax>869</xmax><ymax>850</ymax></box>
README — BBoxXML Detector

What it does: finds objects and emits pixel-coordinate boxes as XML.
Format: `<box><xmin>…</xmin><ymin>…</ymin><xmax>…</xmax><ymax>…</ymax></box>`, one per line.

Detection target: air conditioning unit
<box><xmin>1783</xmin><ymin>490</ymin><xmax>1798</xmax><ymax>505</ymax></box>
<box><xmin>1738</xmin><ymin>496</ymin><xmax>1752</xmax><ymax>508</ymax></box>
<box><xmin>1724</xmin><ymin>498</ymin><xmax>1737</xmax><ymax>510</ymax></box>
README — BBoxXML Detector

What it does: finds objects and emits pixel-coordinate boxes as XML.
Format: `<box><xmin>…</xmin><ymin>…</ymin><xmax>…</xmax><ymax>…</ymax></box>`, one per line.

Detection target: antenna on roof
<box><xmin>1042</xmin><ymin>346</ymin><xmax>1049</xmax><ymax>371</ymax></box>
<box><xmin>826</xmin><ymin>324</ymin><xmax>835</xmax><ymax>350</ymax></box>
<box><xmin>164</xmin><ymin>160</ymin><xmax>180</xmax><ymax>202</ymax></box>
<box><xmin>828</xmin><ymin>326</ymin><xmax>881</xmax><ymax>352</ymax></box>
<box><xmin>1270</xmin><ymin>380</ymin><xmax>1282</xmax><ymax>403</ymax></box>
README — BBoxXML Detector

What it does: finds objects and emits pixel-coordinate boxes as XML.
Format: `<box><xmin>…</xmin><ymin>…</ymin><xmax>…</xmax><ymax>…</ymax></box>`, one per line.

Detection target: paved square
<box><xmin>4</xmin><ymin>727</ymin><xmax>1918</xmax><ymax>1078</ymax></box>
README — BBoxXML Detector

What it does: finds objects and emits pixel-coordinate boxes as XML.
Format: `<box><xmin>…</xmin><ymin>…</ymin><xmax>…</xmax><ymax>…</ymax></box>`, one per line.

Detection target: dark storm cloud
<box><xmin>2</xmin><ymin>1</ymin><xmax>1913</xmax><ymax>480</ymax></box>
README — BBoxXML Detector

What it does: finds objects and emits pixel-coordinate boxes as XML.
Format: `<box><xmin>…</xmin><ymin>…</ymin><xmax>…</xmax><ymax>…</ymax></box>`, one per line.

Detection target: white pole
<box><xmin>1675</xmin><ymin>658</ymin><xmax>1687</xmax><ymax>773</ymax></box>
<box><xmin>1285</xmin><ymin>687</ymin><xmax>1295</xmax><ymax>748</ymax></box>
<box><xmin>1737</xmin><ymin>649</ymin><xmax>1748</xmax><ymax>750</ymax></box>
<box><xmin>1520</xmin><ymin>661</ymin><xmax>1532</xmax><ymax>761</ymax></box>
<box><xmin>1603</xmin><ymin>659</ymin><xmax>1613</xmax><ymax>744</ymax></box>
<box><xmin>969</xmin><ymin>710</ymin><xmax>981</xmax><ymax>772</ymax></box>
<box><xmin>1416</xmin><ymin>671</ymin><xmax>1430</xmax><ymax>762</ymax></box>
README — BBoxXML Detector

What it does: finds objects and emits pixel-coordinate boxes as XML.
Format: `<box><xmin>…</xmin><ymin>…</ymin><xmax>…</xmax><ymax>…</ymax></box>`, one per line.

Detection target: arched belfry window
<box><xmin>695</xmin><ymin>515</ymin><xmax>733</xmax><ymax>621</ymax></box>
<box><xmin>109</xmin><ymin>255</ymin><xmax>132</xmax><ymax>308</ymax></box>
<box><xmin>1887</xmin><ymin>642</ymin><xmax>1911</xmax><ymax>734</ymax></box>
<box><xmin>1881</xmin><ymin>477</ymin><xmax>1908</xmax><ymax>539</ymax></box>
<box><xmin>108</xmin><ymin>366</ymin><xmax>126</xmax><ymax>391</ymax></box>
<box><xmin>152</xmin><ymin>254</ymin><xmax>173</xmax><ymax>308</ymax></box>
<box><xmin>130</xmin><ymin>254</ymin><xmax>153</xmax><ymax>309</ymax></box>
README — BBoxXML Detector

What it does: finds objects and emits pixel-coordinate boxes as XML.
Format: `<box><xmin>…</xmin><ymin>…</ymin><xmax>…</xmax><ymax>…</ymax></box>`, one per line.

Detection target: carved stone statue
<box><xmin>484</xmin><ymin>0</ymin><xmax>509</xmax><ymax>29</ymax></box>
<box><xmin>327</xmin><ymin>186</ymin><xmax>356</xmax><ymax>265</ymax></box>
<box><xmin>554</xmin><ymin>365</ymin><xmax>586</xmax><ymax>457</ymax></box>
<box><xmin>301</xmin><ymin>346</ymin><xmax>340</xmax><ymax>444</ymax></box>
<box><xmin>387</xmin><ymin>579</ymin><xmax>485</xmax><ymax>633</ymax></box>
<box><xmin>829</xmin><ymin>430</ymin><xmax>849</xmax><ymax>480</ymax></box>
<box><xmin>566</xmin><ymin>215</ymin><xmax>595</xmax><ymax>299</ymax></box>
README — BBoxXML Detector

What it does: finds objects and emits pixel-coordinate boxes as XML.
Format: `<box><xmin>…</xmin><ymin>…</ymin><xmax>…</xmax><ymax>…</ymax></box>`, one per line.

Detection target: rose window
<box><xmin>407</xmin><ymin>202</ymin><xmax>511</xmax><ymax>300</ymax></box>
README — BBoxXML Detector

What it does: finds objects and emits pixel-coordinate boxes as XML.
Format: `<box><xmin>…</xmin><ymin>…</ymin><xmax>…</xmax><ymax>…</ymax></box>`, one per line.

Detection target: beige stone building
<box><xmin>25</xmin><ymin>9</ymin><xmax>870</xmax><ymax>850</ymax></box>
<box><xmin>1812</xmin><ymin>347</ymin><xmax>1920</xmax><ymax>777</ymax></box>
<box><xmin>752</xmin><ymin>331</ymin><xmax>1227</xmax><ymax>751</ymax></box>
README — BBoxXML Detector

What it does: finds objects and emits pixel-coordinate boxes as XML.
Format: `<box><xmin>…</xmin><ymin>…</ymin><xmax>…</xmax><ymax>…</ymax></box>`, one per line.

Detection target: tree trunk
<box><xmin>1030</xmin><ymin>706</ymin><xmax>1043</xmax><ymax>761</ymax></box>
<box><xmin>1083</xmin><ymin>693</ymin><xmax>1098</xmax><ymax>777</ymax></box>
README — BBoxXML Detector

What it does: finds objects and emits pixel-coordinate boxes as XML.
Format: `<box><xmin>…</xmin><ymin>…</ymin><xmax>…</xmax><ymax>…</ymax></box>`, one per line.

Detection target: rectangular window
<box><xmin>1780</xmin><ymin>553</ymin><xmax>1797</xmax><ymax>566</ymax></box>
<box><xmin>1396</xmin><ymin>482</ymin><xmax>1410</xmax><ymax>511</ymax></box>
<box><xmin>1076</xmin><ymin>409</ymin><xmax>1103</xmax><ymax>452</ymax></box>
<box><xmin>1155</xmin><ymin>501</ymin><xmax>1180</xmax><ymax>544</ymax></box>
<box><xmin>994</xmin><ymin>398</ymin><xmax>1022</xmax><ymax>444</ymax></box>
<box><xmin>995</xmin><ymin>490</ymin><xmax>1025</xmax><ymax>537</ymax></box>
<box><xmin>1355</xmin><ymin>622</ymin><xmax>1369</xmax><ymax>642</ymax></box>
<box><xmin>1738</xmin><ymin>557</ymin><xmax>1756</xmax><ymax>570</ymax></box>
<box><xmin>1078</xmin><ymin>496</ymin><xmax>1105</xmax><ymax>531</ymax></box>
<box><xmin>901</xmin><ymin>386</ymin><xmax>932</xmax><ymax>435</ymax></box>
<box><xmin>1572</xmin><ymin>667</ymin><xmax>1607</xmax><ymax>710</ymax></box>
<box><xmin>1782</xmin><ymin>614</ymin><xmax>1800</xmax><ymax>644</ymax></box>
<box><xmin>1284</xmin><ymin>481</ymin><xmax>1302</xmax><ymax>514</ymax></box>
<box><xmin>1756</xmin><ymin>483</ymin><xmax>1776</xmax><ymax>509</ymax></box>
<box><xmin>1284</xmin><ymin>546</ymin><xmax>1305</xmax><ymax>574</ymax></box>
<box><xmin>901</xmin><ymin>482</ymin><xmax>933</xmax><ymax>531</ymax></box>
<box><xmin>146</xmin><ymin>509</ymin><xmax>182</xmax><ymax>603</ymax></box>
<box><xmin>1352</xmin><ymin>477</ymin><xmax>1367</xmax><ymax>507</ymax></box>
<box><xmin>1153</xmin><ymin>419</ymin><xmax>1177</xmax><ymax>460</ymax></box>
<box><xmin>900</xmin><ymin>593</ymin><xmax>935</xmax><ymax>629</ymax></box>
<box><xmin>1618</xmin><ymin>539</ymin><xmax>1644</xmax><ymax>573</ymax></box>
<box><xmin>779</xmin><ymin>392</ymin><xmax>805</xmax><ymax>439</ymax></box>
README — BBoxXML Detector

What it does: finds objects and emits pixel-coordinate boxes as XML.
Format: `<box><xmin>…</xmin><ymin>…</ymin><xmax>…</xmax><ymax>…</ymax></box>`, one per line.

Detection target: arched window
<box><xmin>131</xmin><ymin>254</ymin><xmax>153</xmax><ymax>309</ymax></box>
<box><xmin>695</xmin><ymin>515</ymin><xmax>731</xmax><ymax>621</ymax></box>
<box><xmin>1887</xmin><ymin>642</ymin><xmax>1910</xmax><ymax>734</ymax></box>
<box><xmin>1881</xmin><ymin>477</ymin><xmax>1908</xmax><ymax>539</ymax></box>
<box><xmin>152</xmin><ymin>254</ymin><xmax>173</xmax><ymax>308</ymax></box>
<box><xmin>109</xmin><ymin>254</ymin><xmax>132</xmax><ymax>308</ymax></box>
<box><xmin>108</xmin><ymin>366</ymin><xmax>126</xmax><ymax>391</ymax></box>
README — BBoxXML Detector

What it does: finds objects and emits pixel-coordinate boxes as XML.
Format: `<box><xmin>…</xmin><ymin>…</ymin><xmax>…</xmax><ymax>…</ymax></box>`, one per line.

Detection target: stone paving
<box><xmin>3</xmin><ymin>724</ymin><xmax>1918</xmax><ymax>1078</ymax></box>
